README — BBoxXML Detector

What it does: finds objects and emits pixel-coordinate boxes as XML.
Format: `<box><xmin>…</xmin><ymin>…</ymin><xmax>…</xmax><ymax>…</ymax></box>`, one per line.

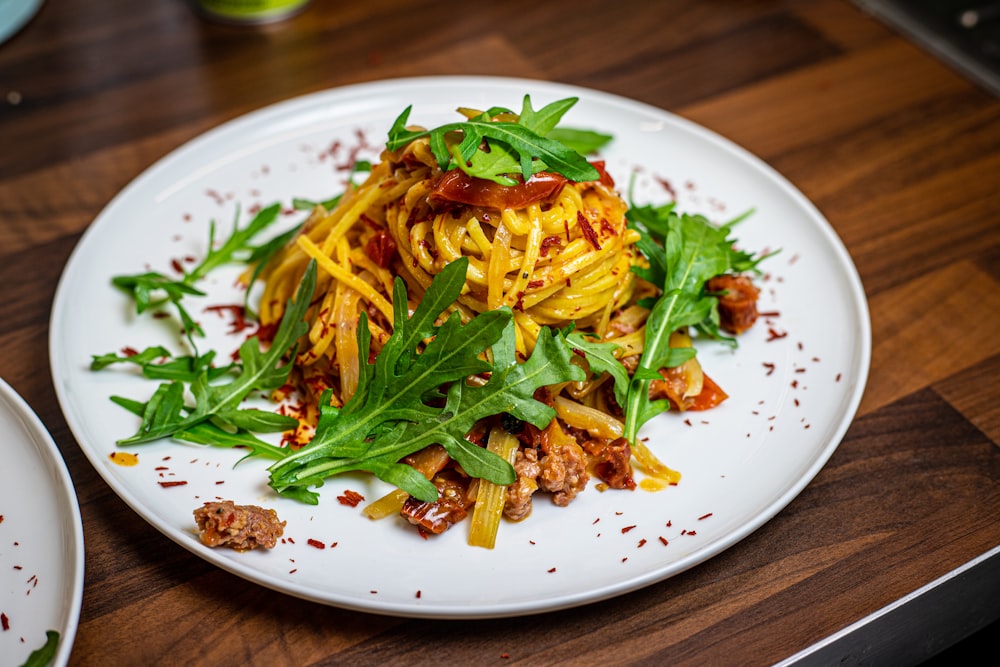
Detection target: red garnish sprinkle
<box><xmin>698</xmin><ymin>513</ymin><xmax>713</xmax><ymax>520</ymax></box>
<box><xmin>158</xmin><ymin>481</ymin><xmax>187</xmax><ymax>488</ymax></box>
<box><xmin>767</xmin><ymin>328</ymin><xmax>788</xmax><ymax>341</ymax></box>
<box><xmin>204</xmin><ymin>304</ymin><xmax>252</xmax><ymax>334</ymax></box>
<box><xmin>1</xmin><ymin>612</ymin><xmax>9</xmax><ymax>630</ymax></box>
<box><xmin>547</xmin><ymin>568</ymin><xmax>557</xmax><ymax>573</ymax></box>
<box><xmin>576</xmin><ymin>212</ymin><xmax>601</xmax><ymax>250</ymax></box>
<box><xmin>621</xmin><ymin>557</ymin><xmax>628</xmax><ymax>563</ymax></box>
<box><xmin>687</xmin><ymin>530</ymin><xmax>697</xmax><ymax>536</ymax></box>
<box><xmin>637</xmin><ymin>539</ymin><xmax>647</xmax><ymax>547</ymax></box>
<box><xmin>656</xmin><ymin>176</ymin><xmax>677</xmax><ymax>200</ymax></box>
<box><xmin>621</xmin><ymin>525</ymin><xmax>637</xmax><ymax>534</ymax></box>
<box><xmin>659</xmin><ymin>536</ymin><xmax>669</xmax><ymax>546</ymax></box>
<box><xmin>337</xmin><ymin>490</ymin><xmax>365</xmax><ymax>507</ymax></box>
<box><xmin>836</xmin><ymin>373</ymin><xmax>842</xmax><ymax>382</ymax></box>
<box><xmin>763</xmin><ymin>362</ymin><xmax>776</xmax><ymax>375</ymax></box>
<box><xmin>307</xmin><ymin>539</ymin><xmax>326</xmax><ymax>550</ymax></box>
<box><xmin>289</xmin><ymin>568</ymin><xmax>298</xmax><ymax>574</ymax></box>
<box><xmin>170</xmin><ymin>258</ymin><xmax>184</xmax><ymax>274</ymax></box>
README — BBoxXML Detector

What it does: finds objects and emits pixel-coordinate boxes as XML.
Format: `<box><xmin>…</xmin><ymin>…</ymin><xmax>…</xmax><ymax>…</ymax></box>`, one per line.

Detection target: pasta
<box><xmin>251</xmin><ymin>103</ymin><xmax>761</xmax><ymax>545</ymax></box>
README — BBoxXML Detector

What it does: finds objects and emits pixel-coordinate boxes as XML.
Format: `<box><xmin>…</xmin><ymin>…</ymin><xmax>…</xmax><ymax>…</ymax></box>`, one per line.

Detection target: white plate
<box><xmin>49</xmin><ymin>76</ymin><xmax>870</xmax><ymax>619</ymax></box>
<box><xmin>0</xmin><ymin>378</ymin><xmax>84</xmax><ymax>666</ymax></box>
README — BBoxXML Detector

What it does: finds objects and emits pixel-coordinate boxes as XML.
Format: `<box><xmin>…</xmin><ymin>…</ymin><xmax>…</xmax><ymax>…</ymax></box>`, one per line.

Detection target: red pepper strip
<box><xmin>686</xmin><ymin>373</ymin><xmax>729</xmax><ymax>411</ymax></box>
<box><xmin>427</xmin><ymin>161</ymin><xmax>612</xmax><ymax>210</ymax></box>
<box><xmin>428</xmin><ymin>169</ymin><xmax>567</xmax><ymax>209</ymax></box>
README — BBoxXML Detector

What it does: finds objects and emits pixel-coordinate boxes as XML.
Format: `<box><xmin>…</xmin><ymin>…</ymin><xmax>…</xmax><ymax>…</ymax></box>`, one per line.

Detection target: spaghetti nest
<box><xmin>256</xmin><ymin>135</ymin><xmax>643</xmax><ymax>411</ymax></box>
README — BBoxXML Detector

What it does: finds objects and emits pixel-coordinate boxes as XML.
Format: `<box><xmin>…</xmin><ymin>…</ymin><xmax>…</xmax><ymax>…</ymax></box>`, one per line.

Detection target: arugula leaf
<box><xmin>563</xmin><ymin>330</ymin><xmax>630</xmax><ymax>408</ymax></box>
<box><xmin>91</xmin><ymin>346</ymin><xmax>234</xmax><ymax>382</ymax></box>
<box><xmin>112</xmin><ymin>396</ymin><xmax>290</xmax><ymax>461</ymax></box>
<box><xmin>114</xmin><ymin>260</ymin><xmax>316</xmax><ymax>445</ymax></box>
<box><xmin>547</xmin><ymin>127</ymin><xmax>613</xmax><ymax>155</ymax></box>
<box><xmin>267</xmin><ymin>257</ymin><xmax>585</xmax><ymax>504</ymax></box>
<box><xmin>112</xmin><ymin>203</ymin><xmax>286</xmax><ymax>351</ymax></box>
<box><xmin>20</xmin><ymin>630</ymin><xmax>59</xmax><ymax>667</ymax></box>
<box><xmin>189</xmin><ymin>203</ymin><xmax>282</xmax><ymax>282</ymax></box>
<box><xmin>112</xmin><ymin>272</ymin><xmax>206</xmax><ymax>343</ymax></box>
<box><xmin>622</xmin><ymin>203</ymin><xmax>769</xmax><ymax>444</ymax></box>
<box><xmin>386</xmin><ymin>96</ymin><xmax>602</xmax><ymax>186</ymax></box>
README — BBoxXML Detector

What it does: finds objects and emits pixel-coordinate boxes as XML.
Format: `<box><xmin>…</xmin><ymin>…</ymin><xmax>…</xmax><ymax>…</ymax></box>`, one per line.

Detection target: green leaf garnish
<box><xmin>112</xmin><ymin>203</ymin><xmax>286</xmax><ymax>351</ymax></box>
<box><xmin>19</xmin><ymin>630</ymin><xmax>59</xmax><ymax>667</ymax></box>
<box><xmin>386</xmin><ymin>95</ymin><xmax>607</xmax><ymax>186</ymax></box>
<box><xmin>113</xmin><ymin>260</ymin><xmax>316</xmax><ymax>445</ymax></box>
<box><xmin>267</xmin><ymin>257</ymin><xmax>585</xmax><ymax>503</ymax></box>
<box><xmin>622</xmin><ymin>200</ymin><xmax>771</xmax><ymax>444</ymax></box>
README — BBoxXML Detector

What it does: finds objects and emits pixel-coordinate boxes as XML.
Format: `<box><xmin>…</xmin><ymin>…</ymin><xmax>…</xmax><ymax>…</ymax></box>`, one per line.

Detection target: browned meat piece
<box><xmin>504</xmin><ymin>447</ymin><xmax>541</xmax><ymax>521</ymax></box>
<box><xmin>584</xmin><ymin>437</ymin><xmax>636</xmax><ymax>490</ymax></box>
<box><xmin>401</xmin><ymin>474</ymin><xmax>472</xmax><ymax>534</ymax></box>
<box><xmin>537</xmin><ymin>434</ymin><xmax>589</xmax><ymax>507</ymax></box>
<box><xmin>193</xmin><ymin>500</ymin><xmax>285</xmax><ymax>551</ymax></box>
<box><xmin>706</xmin><ymin>274</ymin><xmax>760</xmax><ymax>334</ymax></box>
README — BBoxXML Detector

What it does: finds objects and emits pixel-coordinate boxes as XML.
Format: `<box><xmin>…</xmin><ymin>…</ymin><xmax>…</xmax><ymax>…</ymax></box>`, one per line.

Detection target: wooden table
<box><xmin>2</xmin><ymin>1</ymin><xmax>998</xmax><ymax>665</ymax></box>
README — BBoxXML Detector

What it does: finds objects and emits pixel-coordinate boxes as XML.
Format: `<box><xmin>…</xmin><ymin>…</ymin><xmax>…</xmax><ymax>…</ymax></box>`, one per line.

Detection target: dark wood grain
<box><xmin>1</xmin><ymin>0</ymin><xmax>998</xmax><ymax>665</ymax></box>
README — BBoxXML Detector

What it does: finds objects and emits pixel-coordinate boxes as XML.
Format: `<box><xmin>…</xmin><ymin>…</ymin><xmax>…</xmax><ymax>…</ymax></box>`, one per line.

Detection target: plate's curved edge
<box><xmin>0</xmin><ymin>377</ymin><xmax>85</xmax><ymax>665</ymax></box>
<box><xmin>48</xmin><ymin>75</ymin><xmax>873</xmax><ymax>619</ymax></box>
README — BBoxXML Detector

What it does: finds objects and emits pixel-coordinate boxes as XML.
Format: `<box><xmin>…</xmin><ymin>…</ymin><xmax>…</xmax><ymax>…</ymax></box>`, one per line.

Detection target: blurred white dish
<box><xmin>0</xmin><ymin>377</ymin><xmax>84</xmax><ymax>666</ymax></box>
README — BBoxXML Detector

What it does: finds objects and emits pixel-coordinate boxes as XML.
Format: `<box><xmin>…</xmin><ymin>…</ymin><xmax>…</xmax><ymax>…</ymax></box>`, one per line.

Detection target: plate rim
<box><xmin>48</xmin><ymin>75</ymin><xmax>871</xmax><ymax>619</ymax></box>
<box><xmin>0</xmin><ymin>376</ymin><xmax>85</xmax><ymax>664</ymax></box>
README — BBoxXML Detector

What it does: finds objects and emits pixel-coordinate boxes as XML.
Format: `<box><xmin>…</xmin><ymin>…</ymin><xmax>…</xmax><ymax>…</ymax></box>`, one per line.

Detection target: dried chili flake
<box><xmin>158</xmin><ymin>481</ymin><xmax>188</xmax><ymax>488</ymax></box>
<box><xmin>577</xmin><ymin>212</ymin><xmax>601</xmax><ymax>250</ymax></box>
<box><xmin>767</xmin><ymin>328</ymin><xmax>788</xmax><ymax>341</ymax></box>
<box><xmin>547</xmin><ymin>567</ymin><xmax>557</xmax><ymax>573</ymax></box>
<box><xmin>307</xmin><ymin>539</ymin><xmax>326</xmax><ymax>550</ymax></box>
<box><xmin>204</xmin><ymin>304</ymin><xmax>252</xmax><ymax>334</ymax></box>
<box><xmin>658</xmin><ymin>536</ymin><xmax>669</xmax><ymax>546</ymax></box>
<box><xmin>337</xmin><ymin>490</ymin><xmax>365</xmax><ymax>507</ymax></box>
<box><xmin>763</xmin><ymin>362</ymin><xmax>776</xmax><ymax>376</ymax></box>
<box><xmin>698</xmin><ymin>513</ymin><xmax>713</xmax><ymax>521</ymax></box>
<box><xmin>1</xmin><ymin>612</ymin><xmax>8</xmax><ymax>630</ymax></box>
<box><xmin>621</xmin><ymin>525</ymin><xmax>637</xmax><ymax>534</ymax></box>
<box><xmin>637</xmin><ymin>539</ymin><xmax>647</xmax><ymax>548</ymax></box>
